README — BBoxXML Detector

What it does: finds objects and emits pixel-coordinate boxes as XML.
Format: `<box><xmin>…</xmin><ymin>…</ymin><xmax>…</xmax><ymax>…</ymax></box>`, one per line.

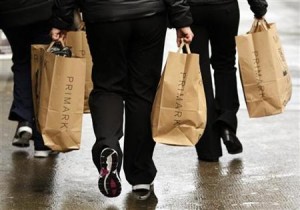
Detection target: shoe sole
<box><xmin>12</xmin><ymin>131</ymin><xmax>31</xmax><ymax>147</ymax></box>
<box><xmin>98</xmin><ymin>148</ymin><xmax>121</xmax><ymax>197</ymax></box>
<box><xmin>34</xmin><ymin>150</ymin><xmax>59</xmax><ymax>158</ymax></box>
<box><xmin>132</xmin><ymin>184</ymin><xmax>153</xmax><ymax>200</ymax></box>
<box><xmin>34</xmin><ymin>150</ymin><xmax>50</xmax><ymax>158</ymax></box>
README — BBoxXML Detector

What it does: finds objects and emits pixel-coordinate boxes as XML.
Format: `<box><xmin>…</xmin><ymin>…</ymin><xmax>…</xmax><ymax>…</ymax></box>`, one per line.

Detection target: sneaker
<box><xmin>12</xmin><ymin>121</ymin><xmax>32</xmax><ymax>147</ymax></box>
<box><xmin>132</xmin><ymin>184</ymin><xmax>154</xmax><ymax>200</ymax></box>
<box><xmin>34</xmin><ymin>150</ymin><xmax>59</xmax><ymax>158</ymax></box>
<box><xmin>98</xmin><ymin>148</ymin><xmax>121</xmax><ymax>197</ymax></box>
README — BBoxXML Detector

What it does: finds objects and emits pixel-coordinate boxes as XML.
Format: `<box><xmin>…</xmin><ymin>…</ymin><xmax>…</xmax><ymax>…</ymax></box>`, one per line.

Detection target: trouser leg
<box><xmin>86</xmin><ymin>21</ymin><xmax>126</xmax><ymax>173</ymax></box>
<box><xmin>123</xmin><ymin>14</ymin><xmax>166</xmax><ymax>185</ymax></box>
<box><xmin>3</xmin><ymin>22</ymin><xmax>51</xmax><ymax>149</ymax></box>
<box><xmin>209</xmin><ymin>1</ymin><xmax>240</xmax><ymax>132</ymax></box>
<box><xmin>189</xmin><ymin>21</ymin><xmax>222</xmax><ymax>160</ymax></box>
<box><xmin>86</xmin><ymin>14</ymin><xmax>166</xmax><ymax>184</ymax></box>
<box><xmin>3</xmin><ymin>22</ymin><xmax>51</xmax><ymax>123</ymax></box>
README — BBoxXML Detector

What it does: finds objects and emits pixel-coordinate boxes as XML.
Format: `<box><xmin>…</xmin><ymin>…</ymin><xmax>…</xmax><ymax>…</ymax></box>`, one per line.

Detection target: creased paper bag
<box><xmin>151</xmin><ymin>43</ymin><xmax>206</xmax><ymax>146</ymax></box>
<box><xmin>235</xmin><ymin>19</ymin><xmax>292</xmax><ymax>118</ymax></box>
<box><xmin>31</xmin><ymin>44</ymin><xmax>86</xmax><ymax>151</ymax></box>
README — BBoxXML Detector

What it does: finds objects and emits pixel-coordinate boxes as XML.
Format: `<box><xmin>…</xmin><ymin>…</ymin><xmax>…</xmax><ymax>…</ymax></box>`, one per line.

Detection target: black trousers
<box><xmin>86</xmin><ymin>13</ymin><xmax>167</xmax><ymax>185</ymax></box>
<box><xmin>189</xmin><ymin>1</ymin><xmax>240</xmax><ymax>159</ymax></box>
<box><xmin>2</xmin><ymin>21</ymin><xmax>51</xmax><ymax>149</ymax></box>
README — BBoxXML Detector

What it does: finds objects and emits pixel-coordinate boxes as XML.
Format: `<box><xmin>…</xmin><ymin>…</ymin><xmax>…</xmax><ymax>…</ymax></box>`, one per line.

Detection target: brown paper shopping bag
<box><xmin>235</xmin><ymin>19</ymin><xmax>292</xmax><ymax>118</ymax></box>
<box><xmin>31</xmin><ymin>45</ymin><xmax>45</xmax><ymax>125</ymax></box>
<box><xmin>31</xmin><ymin>43</ymin><xmax>86</xmax><ymax>152</ymax></box>
<box><xmin>65</xmin><ymin>30</ymin><xmax>93</xmax><ymax>113</ymax></box>
<box><xmin>151</xmin><ymin>43</ymin><xmax>207</xmax><ymax>146</ymax></box>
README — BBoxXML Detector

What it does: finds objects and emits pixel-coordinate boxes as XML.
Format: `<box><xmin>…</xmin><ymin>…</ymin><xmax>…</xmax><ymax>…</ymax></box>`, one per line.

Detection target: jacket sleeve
<box><xmin>52</xmin><ymin>0</ymin><xmax>77</xmax><ymax>30</ymax></box>
<box><xmin>164</xmin><ymin>0</ymin><xmax>193</xmax><ymax>28</ymax></box>
<box><xmin>247</xmin><ymin>0</ymin><xmax>268</xmax><ymax>18</ymax></box>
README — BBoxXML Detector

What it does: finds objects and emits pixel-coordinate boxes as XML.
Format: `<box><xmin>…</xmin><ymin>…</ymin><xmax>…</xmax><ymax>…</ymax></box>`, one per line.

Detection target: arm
<box><xmin>164</xmin><ymin>0</ymin><xmax>194</xmax><ymax>45</ymax></box>
<box><xmin>51</xmin><ymin>0</ymin><xmax>77</xmax><ymax>41</ymax></box>
<box><xmin>247</xmin><ymin>0</ymin><xmax>268</xmax><ymax>19</ymax></box>
<box><xmin>176</xmin><ymin>27</ymin><xmax>194</xmax><ymax>47</ymax></box>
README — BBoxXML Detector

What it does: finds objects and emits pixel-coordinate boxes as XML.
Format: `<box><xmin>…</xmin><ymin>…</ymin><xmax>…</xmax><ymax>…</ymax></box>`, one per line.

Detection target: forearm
<box><xmin>52</xmin><ymin>0</ymin><xmax>77</xmax><ymax>30</ymax></box>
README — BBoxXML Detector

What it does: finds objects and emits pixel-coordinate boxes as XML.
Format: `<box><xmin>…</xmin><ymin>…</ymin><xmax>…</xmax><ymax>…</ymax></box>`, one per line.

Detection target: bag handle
<box><xmin>249</xmin><ymin>18</ymin><xmax>270</xmax><ymax>33</ymax></box>
<box><xmin>178</xmin><ymin>39</ymin><xmax>191</xmax><ymax>54</ymax></box>
<box><xmin>73</xmin><ymin>9</ymin><xmax>85</xmax><ymax>31</ymax></box>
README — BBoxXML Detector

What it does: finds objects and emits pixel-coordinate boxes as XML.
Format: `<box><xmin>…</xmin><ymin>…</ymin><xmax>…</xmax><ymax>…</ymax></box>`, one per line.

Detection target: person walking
<box><xmin>0</xmin><ymin>0</ymin><xmax>56</xmax><ymax>157</ymax></box>
<box><xmin>186</xmin><ymin>0</ymin><xmax>268</xmax><ymax>162</ymax></box>
<box><xmin>51</xmin><ymin>0</ymin><xmax>193</xmax><ymax>200</ymax></box>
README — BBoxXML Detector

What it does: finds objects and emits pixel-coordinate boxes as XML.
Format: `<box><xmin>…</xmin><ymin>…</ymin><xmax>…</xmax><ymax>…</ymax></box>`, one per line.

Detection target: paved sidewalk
<box><xmin>0</xmin><ymin>83</ymin><xmax>299</xmax><ymax>209</ymax></box>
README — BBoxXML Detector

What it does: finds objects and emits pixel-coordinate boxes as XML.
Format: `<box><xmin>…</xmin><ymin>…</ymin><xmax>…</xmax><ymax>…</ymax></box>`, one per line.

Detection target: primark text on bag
<box><xmin>151</xmin><ymin>43</ymin><xmax>207</xmax><ymax>146</ymax></box>
<box><xmin>65</xmin><ymin>28</ymin><xmax>93</xmax><ymax>113</ymax></box>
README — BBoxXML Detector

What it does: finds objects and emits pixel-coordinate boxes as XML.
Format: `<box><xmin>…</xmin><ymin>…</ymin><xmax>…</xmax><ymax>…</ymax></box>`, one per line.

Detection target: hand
<box><xmin>50</xmin><ymin>28</ymin><xmax>67</xmax><ymax>42</ymax></box>
<box><xmin>254</xmin><ymin>15</ymin><xmax>265</xmax><ymax>20</ymax></box>
<box><xmin>176</xmin><ymin>27</ymin><xmax>194</xmax><ymax>47</ymax></box>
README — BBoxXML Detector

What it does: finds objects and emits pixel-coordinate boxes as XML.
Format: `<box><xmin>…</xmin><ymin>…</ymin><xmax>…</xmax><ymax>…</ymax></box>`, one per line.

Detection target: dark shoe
<box><xmin>198</xmin><ymin>157</ymin><xmax>219</xmax><ymax>162</ymax></box>
<box><xmin>221</xmin><ymin>127</ymin><xmax>243</xmax><ymax>154</ymax></box>
<box><xmin>132</xmin><ymin>184</ymin><xmax>154</xmax><ymax>200</ymax></box>
<box><xmin>12</xmin><ymin>121</ymin><xmax>32</xmax><ymax>147</ymax></box>
<box><xmin>98</xmin><ymin>148</ymin><xmax>121</xmax><ymax>197</ymax></box>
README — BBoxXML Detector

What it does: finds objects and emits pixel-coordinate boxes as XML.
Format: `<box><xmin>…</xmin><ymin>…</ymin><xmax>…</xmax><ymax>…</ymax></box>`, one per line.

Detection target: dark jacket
<box><xmin>187</xmin><ymin>0</ymin><xmax>268</xmax><ymax>18</ymax></box>
<box><xmin>52</xmin><ymin>0</ymin><xmax>193</xmax><ymax>30</ymax></box>
<box><xmin>0</xmin><ymin>0</ymin><xmax>54</xmax><ymax>28</ymax></box>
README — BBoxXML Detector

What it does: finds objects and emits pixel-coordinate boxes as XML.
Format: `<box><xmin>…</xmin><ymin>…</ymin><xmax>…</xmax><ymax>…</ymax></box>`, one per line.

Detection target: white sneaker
<box><xmin>34</xmin><ymin>150</ymin><xmax>59</xmax><ymax>158</ymax></box>
<box><xmin>12</xmin><ymin>121</ymin><xmax>32</xmax><ymax>147</ymax></box>
<box><xmin>132</xmin><ymin>184</ymin><xmax>154</xmax><ymax>200</ymax></box>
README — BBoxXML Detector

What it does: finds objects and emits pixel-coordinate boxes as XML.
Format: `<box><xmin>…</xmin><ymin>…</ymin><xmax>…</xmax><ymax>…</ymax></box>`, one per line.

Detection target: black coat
<box><xmin>187</xmin><ymin>0</ymin><xmax>268</xmax><ymax>18</ymax></box>
<box><xmin>0</xmin><ymin>0</ymin><xmax>54</xmax><ymax>28</ymax></box>
<box><xmin>52</xmin><ymin>0</ymin><xmax>193</xmax><ymax>30</ymax></box>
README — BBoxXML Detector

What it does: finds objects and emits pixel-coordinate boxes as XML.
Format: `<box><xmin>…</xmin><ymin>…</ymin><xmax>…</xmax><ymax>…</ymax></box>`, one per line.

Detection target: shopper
<box><xmin>186</xmin><ymin>0</ymin><xmax>268</xmax><ymax>161</ymax></box>
<box><xmin>51</xmin><ymin>0</ymin><xmax>193</xmax><ymax>200</ymax></box>
<box><xmin>0</xmin><ymin>0</ymin><xmax>56</xmax><ymax>157</ymax></box>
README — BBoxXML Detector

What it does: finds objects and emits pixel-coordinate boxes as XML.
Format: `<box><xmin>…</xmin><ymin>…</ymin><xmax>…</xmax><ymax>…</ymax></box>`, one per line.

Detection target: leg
<box><xmin>2</xmin><ymin>21</ymin><xmax>51</xmax><ymax>150</ymax></box>
<box><xmin>86</xmin><ymin>21</ymin><xmax>131</xmax><ymax>197</ymax></box>
<box><xmin>123</xmin><ymin>14</ymin><xmax>167</xmax><ymax>186</ymax></box>
<box><xmin>208</xmin><ymin>2</ymin><xmax>242</xmax><ymax>154</ymax></box>
<box><xmin>86</xmin><ymin>20</ymin><xmax>129</xmax><ymax>172</ymax></box>
<box><xmin>2</xmin><ymin>27</ymin><xmax>34</xmax><ymax>123</ymax></box>
<box><xmin>189</xmin><ymin>6</ymin><xmax>222</xmax><ymax>161</ymax></box>
<box><xmin>209</xmin><ymin>1</ymin><xmax>240</xmax><ymax>131</ymax></box>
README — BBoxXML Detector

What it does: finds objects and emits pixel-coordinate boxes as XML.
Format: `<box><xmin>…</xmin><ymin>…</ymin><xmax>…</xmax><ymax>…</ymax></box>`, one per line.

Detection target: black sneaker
<box><xmin>12</xmin><ymin>121</ymin><xmax>32</xmax><ymax>147</ymax></box>
<box><xmin>132</xmin><ymin>184</ymin><xmax>154</xmax><ymax>200</ymax></box>
<box><xmin>98</xmin><ymin>148</ymin><xmax>121</xmax><ymax>197</ymax></box>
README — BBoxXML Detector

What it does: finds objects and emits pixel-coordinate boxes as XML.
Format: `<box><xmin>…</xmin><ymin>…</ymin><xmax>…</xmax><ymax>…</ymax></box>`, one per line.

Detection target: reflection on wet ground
<box><xmin>2</xmin><ymin>102</ymin><xmax>299</xmax><ymax>209</ymax></box>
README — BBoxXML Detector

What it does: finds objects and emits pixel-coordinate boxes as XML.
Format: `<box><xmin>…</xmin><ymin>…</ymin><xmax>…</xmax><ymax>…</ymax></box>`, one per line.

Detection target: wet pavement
<box><xmin>1</xmin><ymin>1</ymin><xmax>300</xmax><ymax>210</ymax></box>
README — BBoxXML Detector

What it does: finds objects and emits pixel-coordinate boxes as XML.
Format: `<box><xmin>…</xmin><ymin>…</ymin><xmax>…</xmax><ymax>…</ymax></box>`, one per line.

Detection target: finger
<box><xmin>183</xmin><ymin>36</ymin><xmax>192</xmax><ymax>44</ymax></box>
<box><xmin>186</xmin><ymin>33</ymin><xmax>194</xmax><ymax>43</ymax></box>
<box><xmin>177</xmin><ymin>38</ymin><xmax>181</xmax><ymax>47</ymax></box>
<box><xmin>52</xmin><ymin>33</ymin><xmax>59</xmax><ymax>41</ymax></box>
